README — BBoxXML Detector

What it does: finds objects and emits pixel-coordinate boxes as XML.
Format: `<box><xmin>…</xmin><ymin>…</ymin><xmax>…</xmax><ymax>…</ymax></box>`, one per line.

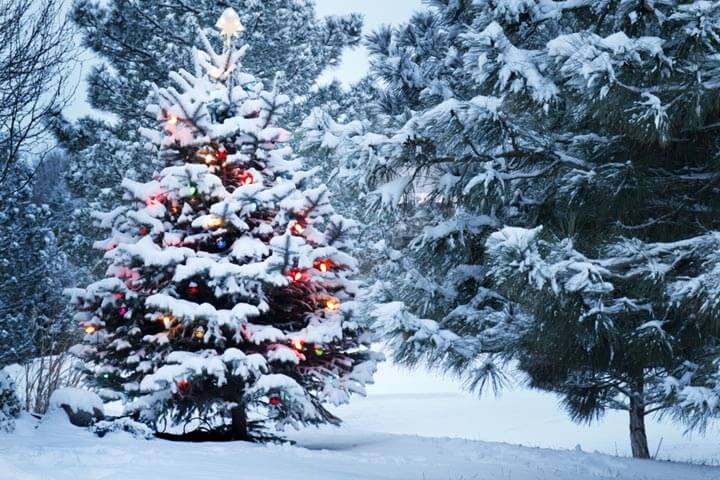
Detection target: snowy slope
<box><xmin>1</xmin><ymin>413</ymin><xmax>718</xmax><ymax>480</ymax></box>
<box><xmin>333</xmin><ymin>361</ymin><xmax>720</xmax><ymax>465</ymax></box>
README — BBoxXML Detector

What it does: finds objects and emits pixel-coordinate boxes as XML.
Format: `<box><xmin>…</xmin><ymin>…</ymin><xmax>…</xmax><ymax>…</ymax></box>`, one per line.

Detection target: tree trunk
<box><xmin>230</xmin><ymin>404</ymin><xmax>249</xmax><ymax>441</ymax></box>
<box><xmin>628</xmin><ymin>380</ymin><xmax>650</xmax><ymax>459</ymax></box>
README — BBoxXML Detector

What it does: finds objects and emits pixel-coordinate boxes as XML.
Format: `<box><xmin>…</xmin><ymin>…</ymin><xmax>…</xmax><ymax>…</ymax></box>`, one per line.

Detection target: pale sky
<box><xmin>65</xmin><ymin>1</ymin><xmax>424</xmax><ymax>120</ymax></box>
<box><xmin>316</xmin><ymin>0</ymin><xmax>424</xmax><ymax>85</ymax></box>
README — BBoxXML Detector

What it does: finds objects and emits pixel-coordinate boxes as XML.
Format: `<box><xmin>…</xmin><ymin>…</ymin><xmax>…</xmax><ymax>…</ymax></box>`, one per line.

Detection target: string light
<box><xmin>324</xmin><ymin>299</ymin><xmax>340</xmax><ymax>312</ymax></box>
<box><xmin>161</xmin><ymin>314</ymin><xmax>175</xmax><ymax>329</ymax></box>
<box><xmin>313</xmin><ymin>345</ymin><xmax>326</xmax><ymax>356</ymax></box>
<box><xmin>288</xmin><ymin>269</ymin><xmax>305</xmax><ymax>283</ymax></box>
<box><xmin>112</xmin><ymin>292</ymin><xmax>124</xmax><ymax>300</ymax></box>
<box><xmin>216</xmin><ymin>149</ymin><xmax>228</xmax><ymax>162</ymax></box>
<box><xmin>193</xmin><ymin>326</ymin><xmax>205</xmax><ymax>340</ymax></box>
<box><xmin>188</xmin><ymin>184</ymin><xmax>199</xmax><ymax>197</ymax></box>
<box><xmin>177</xmin><ymin>379</ymin><xmax>191</xmax><ymax>394</ymax></box>
<box><xmin>216</xmin><ymin>238</ymin><xmax>228</xmax><ymax>250</ymax></box>
<box><xmin>291</xmin><ymin>339</ymin><xmax>305</xmax><ymax>351</ymax></box>
<box><xmin>269</xmin><ymin>395</ymin><xmax>281</xmax><ymax>406</ymax></box>
<box><xmin>204</xmin><ymin>153</ymin><xmax>215</xmax><ymax>165</ymax></box>
<box><xmin>167</xmin><ymin>114</ymin><xmax>179</xmax><ymax>126</ymax></box>
<box><xmin>118</xmin><ymin>306</ymin><xmax>128</xmax><ymax>316</ymax></box>
<box><xmin>84</xmin><ymin>325</ymin><xmax>97</xmax><ymax>334</ymax></box>
<box><xmin>239</xmin><ymin>171</ymin><xmax>254</xmax><ymax>186</ymax></box>
<box><xmin>315</xmin><ymin>259</ymin><xmax>332</xmax><ymax>273</ymax></box>
<box><xmin>290</xmin><ymin>221</ymin><xmax>305</xmax><ymax>235</ymax></box>
<box><xmin>205</xmin><ymin>216</ymin><xmax>225</xmax><ymax>229</ymax></box>
<box><xmin>187</xmin><ymin>283</ymin><xmax>200</xmax><ymax>296</ymax></box>
<box><xmin>139</xmin><ymin>225</ymin><xmax>151</xmax><ymax>236</ymax></box>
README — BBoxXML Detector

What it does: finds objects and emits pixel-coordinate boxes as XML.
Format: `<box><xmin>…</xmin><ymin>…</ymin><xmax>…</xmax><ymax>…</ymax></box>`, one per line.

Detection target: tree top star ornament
<box><xmin>216</xmin><ymin>8</ymin><xmax>245</xmax><ymax>47</ymax></box>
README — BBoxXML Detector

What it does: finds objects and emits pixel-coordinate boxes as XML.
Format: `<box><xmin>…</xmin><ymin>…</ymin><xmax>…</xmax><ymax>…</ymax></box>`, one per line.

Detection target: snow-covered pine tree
<box><xmin>0</xmin><ymin>159</ymin><xmax>75</xmax><ymax>369</ymax></box>
<box><xmin>68</xmin><ymin>9</ymin><xmax>378</xmax><ymax>441</ymax></box>
<box><xmin>52</xmin><ymin>0</ymin><xmax>363</xmax><ymax>278</ymax></box>
<box><xmin>304</xmin><ymin>1</ymin><xmax>720</xmax><ymax>458</ymax></box>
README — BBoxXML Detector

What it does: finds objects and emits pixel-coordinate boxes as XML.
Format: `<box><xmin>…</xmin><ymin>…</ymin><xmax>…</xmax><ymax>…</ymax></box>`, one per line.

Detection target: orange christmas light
<box><xmin>291</xmin><ymin>339</ymin><xmax>305</xmax><ymax>351</ymax></box>
<box><xmin>84</xmin><ymin>325</ymin><xmax>97</xmax><ymax>334</ymax></box>
<box><xmin>324</xmin><ymin>298</ymin><xmax>340</xmax><ymax>312</ymax></box>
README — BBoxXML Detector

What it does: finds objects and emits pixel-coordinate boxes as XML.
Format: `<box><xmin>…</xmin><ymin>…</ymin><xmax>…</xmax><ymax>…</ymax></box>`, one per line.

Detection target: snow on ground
<box><xmin>1</xmin><ymin>412</ymin><xmax>718</xmax><ymax>480</ymax></box>
<box><xmin>332</xmin><ymin>361</ymin><xmax>720</xmax><ymax>465</ymax></box>
<box><xmin>1</xmin><ymin>360</ymin><xmax>719</xmax><ymax>479</ymax></box>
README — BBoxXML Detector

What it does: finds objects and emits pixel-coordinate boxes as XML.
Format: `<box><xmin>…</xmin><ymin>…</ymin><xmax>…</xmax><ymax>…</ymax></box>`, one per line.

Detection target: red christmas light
<box><xmin>187</xmin><ymin>284</ymin><xmax>200</xmax><ymax>296</ymax></box>
<box><xmin>314</xmin><ymin>259</ymin><xmax>332</xmax><ymax>273</ymax></box>
<box><xmin>139</xmin><ymin>225</ymin><xmax>151</xmax><ymax>236</ymax></box>
<box><xmin>177</xmin><ymin>379</ymin><xmax>191</xmax><ymax>394</ymax></box>
<box><xmin>269</xmin><ymin>395</ymin><xmax>281</xmax><ymax>406</ymax></box>
<box><xmin>290</xmin><ymin>221</ymin><xmax>305</xmax><ymax>235</ymax></box>
<box><xmin>112</xmin><ymin>292</ymin><xmax>124</xmax><ymax>300</ymax></box>
<box><xmin>287</xmin><ymin>269</ymin><xmax>306</xmax><ymax>283</ymax></box>
<box><xmin>118</xmin><ymin>306</ymin><xmax>129</xmax><ymax>316</ymax></box>
<box><xmin>216</xmin><ymin>149</ymin><xmax>228</xmax><ymax>162</ymax></box>
<box><xmin>239</xmin><ymin>171</ymin><xmax>254</xmax><ymax>186</ymax></box>
<box><xmin>146</xmin><ymin>193</ymin><xmax>165</xmax><ymax>207</ymax></box>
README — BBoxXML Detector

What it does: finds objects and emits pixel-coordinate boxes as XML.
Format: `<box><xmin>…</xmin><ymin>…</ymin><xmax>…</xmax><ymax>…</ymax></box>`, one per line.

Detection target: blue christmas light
<box><xmin>216</xmin><ymin>238</ymin><xmax>227</xmax><ymax>250</ymax></box>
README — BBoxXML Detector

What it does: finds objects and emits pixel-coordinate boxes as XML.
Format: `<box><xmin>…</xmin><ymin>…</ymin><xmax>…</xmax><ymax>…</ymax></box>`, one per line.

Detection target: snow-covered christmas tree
<box><xmin>68</xmin><ymin>8</ymin><xmax>378</xmax><ymax>441</ymax></box>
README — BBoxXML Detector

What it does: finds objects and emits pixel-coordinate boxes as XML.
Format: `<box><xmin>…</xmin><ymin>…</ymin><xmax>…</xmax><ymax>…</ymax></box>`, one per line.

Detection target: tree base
<box><xmin>154</xmin><ymin>421</ymin><xmax>287</xmax><ymax>444</ymax></box>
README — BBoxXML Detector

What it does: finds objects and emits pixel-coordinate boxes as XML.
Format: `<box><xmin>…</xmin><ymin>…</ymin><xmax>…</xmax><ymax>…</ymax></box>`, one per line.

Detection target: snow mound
<box><xmin>49</xmin><ymin>388</ymin><xmax>104</xmax><ymax>415</ymax></box>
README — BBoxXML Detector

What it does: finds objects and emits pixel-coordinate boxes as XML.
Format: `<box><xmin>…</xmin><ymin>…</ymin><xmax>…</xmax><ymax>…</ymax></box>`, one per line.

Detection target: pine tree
<box><xmin>305</xmin><ymin>1</ymin><xmax>720</xmax><ymax>458</ymax></box>
<box><xmin>0</xmin><ymin>159</ymin><xmax>75</xmax><ymax>369</ymax></box>
<box><xmin>68</xmin><ymin>9</ymin><xmax>378</xmax><ymax>441</ymax></box>
<box><xmin>52</xmin><ymin>0</ymin><xmax>363</xmax><ymax>278</ymax></box>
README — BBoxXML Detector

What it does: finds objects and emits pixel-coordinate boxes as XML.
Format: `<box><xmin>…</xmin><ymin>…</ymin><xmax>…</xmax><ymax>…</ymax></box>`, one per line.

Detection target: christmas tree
<box><xmin>68</xmin><ymin>8</ymin><xmax>378</xmax><ymax>442</ymax></box>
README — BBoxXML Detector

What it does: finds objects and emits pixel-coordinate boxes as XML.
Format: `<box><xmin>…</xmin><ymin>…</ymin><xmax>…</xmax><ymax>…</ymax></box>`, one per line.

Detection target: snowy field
<box><xmin>2</xmin><ymin>361</ymin><xmax>720</xmax><ymax>480</ymax></box>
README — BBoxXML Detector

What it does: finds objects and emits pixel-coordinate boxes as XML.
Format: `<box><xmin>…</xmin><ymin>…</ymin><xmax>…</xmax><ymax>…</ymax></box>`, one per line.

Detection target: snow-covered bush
<box><xmin>0</xmin><ymin>371</ymin><xmax>20</xmax><ymax>432</ymax></box>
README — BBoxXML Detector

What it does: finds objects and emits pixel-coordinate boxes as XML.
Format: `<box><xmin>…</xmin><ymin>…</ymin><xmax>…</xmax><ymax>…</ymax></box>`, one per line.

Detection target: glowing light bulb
<box><xmin>84</xmin><ymin>325</ymin><xmax>97</xmax><ymax>334</ymax></box>
<box><xmin>288</xmin><ymin>269</ymin><xmax>305</xmax><ymax>283</ymax></box>
<box><xmin>291</xmin><ymin>222</ymin><xmax>305</xmax><ymax>235</ymax></box>
<box><xmin>206</xmin><ymin>216</ymin><xmax>225</xmax><ymax>229</ymax></box>
<box><xmin>193</xmin><ymin>326</ymin><xmax>205</xmax><ymax>339</ymax></box>
<box><xmin>240</xmin><ymin>171</ymin><xmax>254</xmax><ymax>185</ymax></box>
<box><xmin>316</xmin><ymin>260</ymin><xmax>331</xmax><ymax>273</ymax></box>
<box><xmin>161</xmin><ymin>314</ymin><xmax>175</xmax><ymax>329</ymax></box>
<box><xmin>292</xmin><ymin>339</ymin><xmax>305</xmax><ymax>351</ymax></box>
<box><xmin>167</xmin><ymin>114</ymin><xmax>179</xmax><ymax>126</ymax></box>
<box><xmin>325</xmin><ymin>299</ymin><xmax>340</xmax><ymax>312</ymax></box>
